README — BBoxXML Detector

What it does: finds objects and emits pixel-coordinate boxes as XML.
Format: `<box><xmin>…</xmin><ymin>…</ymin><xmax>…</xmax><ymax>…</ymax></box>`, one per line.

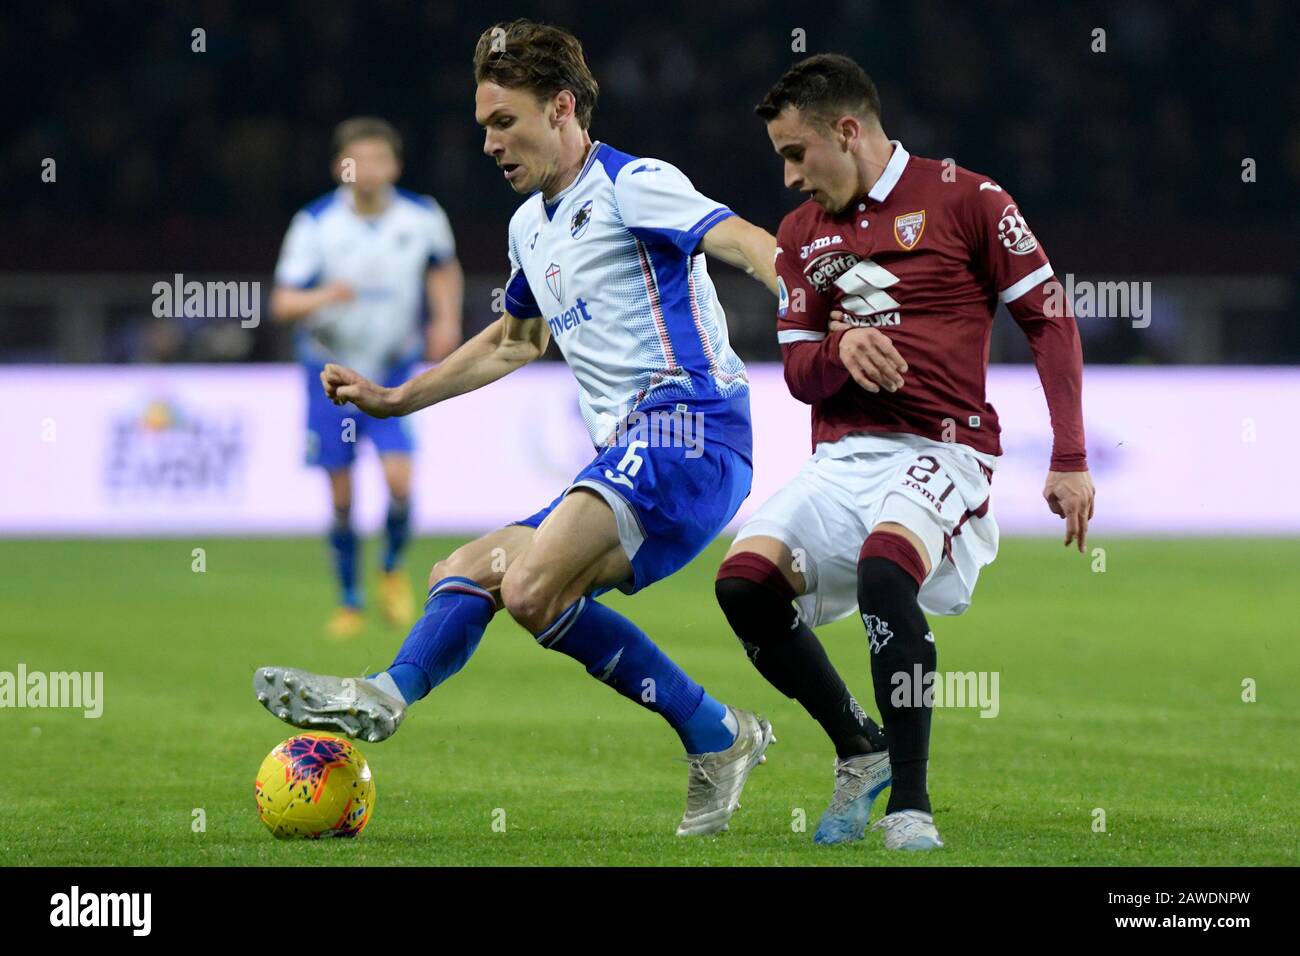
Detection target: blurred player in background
<box><xmin>270</xmin><ymin>117</ymin><xmax>464</xmax><ymax>638</ymax></box>
<box><xmin>715</xmin><ymin>55</ymin><xmax>1095</xmax><ymax>850</ymax></box>
<box><xmin>255</xmin><ymin>20</ymin><xmax>782</xmax><ymax>835</ymax></box>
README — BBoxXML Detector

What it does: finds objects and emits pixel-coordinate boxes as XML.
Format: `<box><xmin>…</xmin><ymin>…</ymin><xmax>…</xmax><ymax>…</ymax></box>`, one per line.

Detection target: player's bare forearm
<box><xmin>269</xmin><ymin>283</ymin><xmax>353</xmax><ymax>322</ymax></box>
<box><xmin>700</xmin><ymin>216</ymin><xmax>778</xmax><ymax>295</ymax></box>
<box><xmin>425</xmin><ymin>259</ymin><xmax>465</xmax><ymax>360</ymax></box>
<box><xmin>392</xmin><ymin>312</ymin><xmax>548</xmax><ymax>414</ymax></box>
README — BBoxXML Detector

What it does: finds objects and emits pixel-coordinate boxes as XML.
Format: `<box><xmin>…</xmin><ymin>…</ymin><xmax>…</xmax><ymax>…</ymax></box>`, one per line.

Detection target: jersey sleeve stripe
<box><xmin>688</xmin><ymin>207</ymin><xmax>735</xmax><ymax>237</ymax></box>
<box><xmin>777</xmin><ymin>329</ymin><xmax>826</xmax><ymax>344</ymax></box>
<box><xmin>999</xmin><ymin>262</ymin><xmax>1054</xmax><ymax>304</ymax></box>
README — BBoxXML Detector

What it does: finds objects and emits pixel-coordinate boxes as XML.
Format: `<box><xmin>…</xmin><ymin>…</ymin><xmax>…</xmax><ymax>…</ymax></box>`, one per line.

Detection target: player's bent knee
<box><xmin>714</xmin><ymin>574</ymin><xmax>759</xmax><ymax>621</ymax></box>
<box><xmin>715</xmin><ymin>552</ymin><xmax>800</xmax><ymax>649</ymax></box>
<box><xmin>857</xmin><ymin>531</ymin><xmax>927</xmax><ymax>600</ymax></box>
<box><xmin>429</xmin><ymin>550</ymin><xmax>479</xmax><ymax>588</ymax></box>
<box><xmin>499</xmin><ymin>563</ymin><xmax>561</xmax><ymax>635</ymax></box>
<box><xmin>428</xmin><ymin>558</ymin><xmax>453</xmax><ymax>587</ymax></box>
<box><xmin>430</xmin><ymin>531</ymin><xmax>517</xmax><ymax>590</ymax></box>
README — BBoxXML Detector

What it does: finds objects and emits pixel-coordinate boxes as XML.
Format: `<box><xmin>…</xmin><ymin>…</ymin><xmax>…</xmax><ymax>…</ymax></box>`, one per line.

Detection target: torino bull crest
<box><xmin>893</xmin><ymin>211</ymin><xmax>926</xmax><ymax>250</ymax></box>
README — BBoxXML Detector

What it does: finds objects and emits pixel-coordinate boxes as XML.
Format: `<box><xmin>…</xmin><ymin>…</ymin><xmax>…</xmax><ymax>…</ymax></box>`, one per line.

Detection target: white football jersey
<box><xmin>275</xmin><ymin>186</ymin><xmax>456</xmax><ymax>380</ymax></box>
<box><xmin>505</xmin><ymin>142</ymin><xmax>750</xmax><ymax>451</ymax></box>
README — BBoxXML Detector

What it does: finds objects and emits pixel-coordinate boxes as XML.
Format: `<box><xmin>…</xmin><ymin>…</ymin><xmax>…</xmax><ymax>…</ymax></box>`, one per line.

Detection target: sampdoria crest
<box><xmin>570</xmin><ymin>200</ymin><xmax>593</xmax><ymax>239</ymax></box>
<box><xmin>545</xmin><ymin>262</ymin><xmax>563</xmax><ymax>302</ymax></box>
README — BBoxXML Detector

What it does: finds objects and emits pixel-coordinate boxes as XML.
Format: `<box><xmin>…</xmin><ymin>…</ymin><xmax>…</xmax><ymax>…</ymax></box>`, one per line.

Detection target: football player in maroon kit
<box><xmin>715</xmin><ymin>54</ymin><xmax>1095</xmax><ymax>849</ymax></box>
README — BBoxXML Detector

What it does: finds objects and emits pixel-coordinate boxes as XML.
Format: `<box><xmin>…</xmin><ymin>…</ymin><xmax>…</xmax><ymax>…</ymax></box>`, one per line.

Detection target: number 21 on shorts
<box><xmin>902</xmin><ymin>454</ymin><xmax>957</xmax><ymax>513</ymax></box>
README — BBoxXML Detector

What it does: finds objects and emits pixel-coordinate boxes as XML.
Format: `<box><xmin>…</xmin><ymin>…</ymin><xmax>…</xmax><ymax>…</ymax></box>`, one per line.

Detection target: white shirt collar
<box><xmin>342</xmin><ymin>184</ymin><xmax>395</xmax><ymax>219</ymax></box>
<box><xmin>866</xmin><ymin>140</ymin><xmax>909</xmax><ymax>203</ymax></box>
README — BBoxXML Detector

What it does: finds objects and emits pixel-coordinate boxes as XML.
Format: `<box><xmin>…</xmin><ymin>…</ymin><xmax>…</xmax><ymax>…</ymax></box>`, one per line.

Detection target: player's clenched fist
<box><xmin>829</xmin><ymin>312</ymin><xmax>907</xmax><ymax>393</ymax></box>
<box><xmin>1043</xmin><ymin>469</ymin><xmax>1096</xmax><ymax>552</ymax></box>
<box><xmin>320</xmin><ymin>363</ymin><xmax>403</xmax><ymax>418</ymax></box>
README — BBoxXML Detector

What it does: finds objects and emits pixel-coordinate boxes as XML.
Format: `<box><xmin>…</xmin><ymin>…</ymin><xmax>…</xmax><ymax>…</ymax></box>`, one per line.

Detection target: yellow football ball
<box><xmin>255</xmin><ymin>733</ymin><xmax>375</xmax><ymax>839</ymax></box>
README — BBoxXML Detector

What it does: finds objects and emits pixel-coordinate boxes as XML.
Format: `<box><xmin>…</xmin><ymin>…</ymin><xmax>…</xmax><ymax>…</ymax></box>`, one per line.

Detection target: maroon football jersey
<box><xmin>775</xmin><ymin>141</ymin><xmax>1087</xmax><ymax>470</ymax></box>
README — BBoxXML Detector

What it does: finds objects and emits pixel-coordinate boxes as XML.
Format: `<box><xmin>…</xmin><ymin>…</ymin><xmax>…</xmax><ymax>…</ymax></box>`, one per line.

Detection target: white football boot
<box><xmin>253</xmin><ymin>666</ymin><xmax>406</xmax><ymax>743</ymax></box>
<box><xmin>871</xmin><ymin>808</ymin><xmax>945</xmax><ymax>850</ymax></box>
<box><xmin>675</xmin><ymin>708</ymin><xmax>775</xmax><ymax>836</ymax></box>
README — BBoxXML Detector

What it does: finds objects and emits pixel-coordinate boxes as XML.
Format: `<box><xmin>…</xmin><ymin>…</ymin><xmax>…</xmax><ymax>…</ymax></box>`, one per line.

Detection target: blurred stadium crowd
<box><xmin>4</xmin><ymin>0</ymin><xmax>1299</xmax><ymax>364</ymax></box>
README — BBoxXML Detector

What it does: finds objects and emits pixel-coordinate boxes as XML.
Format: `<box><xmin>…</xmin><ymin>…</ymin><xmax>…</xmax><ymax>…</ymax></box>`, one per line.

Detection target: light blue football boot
<box><xmin>813</xmin><ymin>751</ymin><xmax>892</xmax><ymax>845</ymax></box>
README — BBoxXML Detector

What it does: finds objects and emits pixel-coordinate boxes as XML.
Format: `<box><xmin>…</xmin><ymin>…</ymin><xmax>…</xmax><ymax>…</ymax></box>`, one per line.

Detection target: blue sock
<box><xmin>328</xmin><ymin>512</ymin><xmax>360</xmax><ymax>608</ymax></box>
<box><xmin>382</xmin><ymin>577</ymin><xmax>495</xmax><ymax>703</ymax></box>
<box><xmin>383</xmin><ymin>497</ymin><xmax>411</xmax><ymax>573</ymax></box>
<box><xmin>536</xmin><ymin>597</ymin><xmax>737</xmax><ymax>754</ymax></box>
<box><xmin>678</xmin><ymin>693</ymin><xmax>733</xmax><ymax>754</ymax></box>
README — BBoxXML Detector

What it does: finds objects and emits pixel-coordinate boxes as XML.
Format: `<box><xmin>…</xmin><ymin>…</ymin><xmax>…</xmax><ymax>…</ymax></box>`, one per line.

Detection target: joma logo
<box><xmin>800</xmin><ymin>235</ymin><xmax>842</xmax><ymax>259</ymax></box>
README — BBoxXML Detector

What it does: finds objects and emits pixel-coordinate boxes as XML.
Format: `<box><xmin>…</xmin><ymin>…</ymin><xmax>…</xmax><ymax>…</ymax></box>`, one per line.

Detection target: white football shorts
<box><xmin>735</xmin><ymin>432</ymin><xmax>999</xmax><ymax>626</ymax></box>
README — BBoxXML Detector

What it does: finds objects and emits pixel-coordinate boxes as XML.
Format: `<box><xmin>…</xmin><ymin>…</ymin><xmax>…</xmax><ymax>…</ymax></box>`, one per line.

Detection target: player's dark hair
<box><xmin>755</xmin><ymin>54</ymin><xmax>881</xmax><ymax>128</ymax></box>
<box><xmin>331</xmin><ymin>117</ymin><xmax>403</xmax><ymax>161</ymax></box>
<box><xmin>473</xmin><ymin>19</ymin><xmax>599</xmax><ymax>129</ymax></box>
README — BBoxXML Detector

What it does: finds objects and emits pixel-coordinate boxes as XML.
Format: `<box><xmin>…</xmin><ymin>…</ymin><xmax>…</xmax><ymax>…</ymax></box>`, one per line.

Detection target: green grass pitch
<box><xmin>2</xmin><ymin>535</ymin><xmax>1296</xmax><ymax>866</ymax></box>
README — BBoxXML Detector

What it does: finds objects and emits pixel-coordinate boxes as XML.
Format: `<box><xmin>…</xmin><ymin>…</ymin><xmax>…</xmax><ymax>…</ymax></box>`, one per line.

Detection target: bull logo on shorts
<box><xmin>863</xmin><ymin>614</ymin><xmax>894</xmax><ymax>654</ymax></box>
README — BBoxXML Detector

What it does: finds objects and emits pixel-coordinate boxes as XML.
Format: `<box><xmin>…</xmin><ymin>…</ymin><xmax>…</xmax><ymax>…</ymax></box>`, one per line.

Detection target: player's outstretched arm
<box><xmin>699</xmin><ymin>216</ymin><xmax>779</xmax><ymax>295</ymax></box>
<box><xmin>425</xmin><ymin>258</ymin><xmax>465</xmax><ymax>360</ymax></box>
<box><xmin>269</xmin><ymin>282</ymin><xmax>355</xmax><ymax>321</ymax></box>
<box><xmin>323</xmin><ymin>311</ymin><xmax>549</xmax><ymax>418</ymax></box>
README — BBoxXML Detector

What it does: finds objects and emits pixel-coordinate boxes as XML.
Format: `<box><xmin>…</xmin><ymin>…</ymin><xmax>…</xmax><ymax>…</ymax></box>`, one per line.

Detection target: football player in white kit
<box><xmin>254</xmin><ymin>21</ymin><xmax>781</xmax><ymax>836</ymax></box>
<box><xmin>271</xmin><ymin>118</ymin><xmax>464</xmax><ymax>638</ymax></box>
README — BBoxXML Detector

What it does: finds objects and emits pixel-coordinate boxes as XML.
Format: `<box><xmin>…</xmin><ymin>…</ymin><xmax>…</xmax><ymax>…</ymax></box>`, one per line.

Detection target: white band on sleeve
<box><xmin>777</xmin><ymin>329</ymin><xmax>827</xmax><ymax>344</ymax></box>
<box><xmin>999</xmin><ymin>262</ymin><xmax>1054</xmax><ymax>303</ymax></box>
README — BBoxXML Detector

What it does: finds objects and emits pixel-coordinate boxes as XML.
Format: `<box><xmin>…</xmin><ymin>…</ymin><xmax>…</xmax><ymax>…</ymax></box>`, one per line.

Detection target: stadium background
<box><xmin>6</xmin><ymin>0</ymin><xmax>1300</xmax><ymax>367</ymax></box>
<box><xmin>2</xmin><ymin>1</ymin><xmax>1297</xmax><ymax>866</ymax></box>
<box><xmin>4</xmin><ymin>0</ymin><xmax>1299</xmax><ymax>537</ymax></box>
